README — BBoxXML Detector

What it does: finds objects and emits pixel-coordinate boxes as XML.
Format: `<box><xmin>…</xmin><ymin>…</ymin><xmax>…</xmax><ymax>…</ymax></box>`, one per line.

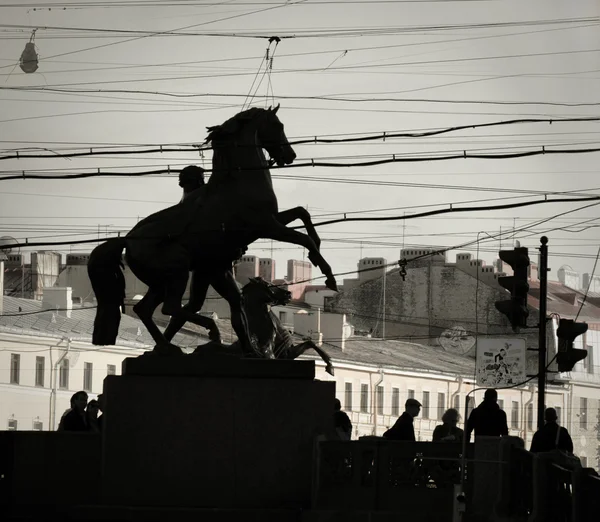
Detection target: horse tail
<box><xmin>88</xmin><ymin>238</ymin><xmax>127</xmax><ymax>346</ymax></box>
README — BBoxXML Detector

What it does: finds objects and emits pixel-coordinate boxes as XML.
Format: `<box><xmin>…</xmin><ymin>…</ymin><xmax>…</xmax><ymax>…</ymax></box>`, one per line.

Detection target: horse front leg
<box><xmin>261</xmin><ymin>218</ymin><xmax>338</xmax><ymax>291</ymax></box>
<box><xmin>276</xmin><ymin>207</ymin><xmax>323</xmax><ymax>270</ymax></box>
<box><xmin>163</xmin><ymin>270</ymin><xmax>221</xmax><ymax>344</ymax></box>
<box><xmin>290</xmin><ymin>340</ymin><xmax>335</xmax><ymax>376</ymax></box>
<box><xmin>276</xmin><ymin>207</ymin><xmax>321</xmax><ymax>250</ymax></box>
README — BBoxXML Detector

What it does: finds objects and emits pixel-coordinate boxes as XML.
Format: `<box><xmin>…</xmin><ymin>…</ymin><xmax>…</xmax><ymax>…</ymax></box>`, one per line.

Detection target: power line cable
<box><xmin>2</xmin><ymin>196</ymin><xmax>597</xmax><ymax>253</ymax></box>
<box><xmin>2</xmin><ymin>145</ymin><xmax>600</xmax><ymax>182</ymax></box>
<box><xmin>2</xmin><ymin>117</ymin><xmax>598</xmax><ymax>160</ymax></box>
<box><xmin>0</xmin><ymin>0</ymin><xmax>304</xmax><ymax>71</ymax></box>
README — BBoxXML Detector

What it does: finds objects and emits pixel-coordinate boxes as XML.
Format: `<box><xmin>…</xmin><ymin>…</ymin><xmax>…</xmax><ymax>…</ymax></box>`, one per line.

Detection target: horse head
<box><xmin>258</xmin><ymin>104</ymin><xmax>296</xmax><ymax>166</ymax></box>
<box><xmin>206</xmin><ymin>106</ymin><xmax>296</xmax><ymax>167</ymax></box>
<box><xmin>243</xmin><ymin>277</ymin><xmax>292</xmax><ymax>307</ymax></box>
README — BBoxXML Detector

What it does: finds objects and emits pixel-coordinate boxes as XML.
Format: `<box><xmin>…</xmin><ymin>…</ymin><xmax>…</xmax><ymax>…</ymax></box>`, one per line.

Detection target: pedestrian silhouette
<box><xmin>96</xmin><ymin>393</ymin><xmax>105</xmax><ymax>431</ymax></box>
<box><xmin>530</xmin><ymin>407</ymin><xmax>574</xmax><ymax>454</ymax></box>
<box><xmin>334</xmin><ymin>398</ymin><xmax>352</xmax><ymax>440</ymax></box>
<box><xmin>465</xmin><ymin>389</ymin><xmax>508</xmax><ymax>442</ymax></box>
<box><xmin>86</xmin><ymin>399</ymin><xmax>100</xmax><ymax>433</ymax></box>
<box><xmin>433</xmin><ymin>408</ymin><xmax>464</xmax><ymax>443</ymax></box>
<box><xmin>383</xmin><ymin>398</ymin><xmax>421</xmax><ymax>441</ymax></box>
<box><xmin>431</xmin><ymin>408</ymin><xmax>463</xmax><ymax>485</ymax></box>
<box><xmin>58</xmin><ymin>391</ymin><xmax>89</xmax><ymax>432</ymax></box>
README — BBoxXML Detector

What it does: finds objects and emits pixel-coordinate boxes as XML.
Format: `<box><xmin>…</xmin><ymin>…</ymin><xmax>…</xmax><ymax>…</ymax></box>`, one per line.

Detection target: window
<box><xmin>83</xmin><ymin>362</ymin><xmax>93</xmax><ymax>392</ymax></box>
<box><xmin>527</xmin><ymin>403</ymin><xmax>534</xmax><ymax>431</ymax></box>
<box><xmin>377</xmin><ymin>385</ymin><xmax>384</xmax><ymax>415</ymax></box>
<box><xmin>10</xmin><ymin>354</ymin><xmax>20</xmax><ymax>384</ymax></box>
<box><xmin>438</xmin><ymin>393</ymin><xmax>446</xmax><ymax>420</ymax></box>
<box><xmin>453</xmin><ymin>394</ymin><xmax>461</xmax><ymax>411</ymax></box>
<box><xmin>408</xmin><ymin>389</ymin><xmax>415</xmax><ymax>400</ymax></box>
<box><xmin>586</xmin><ymin>346</ymin><xmax>594</xmax><ymax>375</ymax></box>
<box><xmin>59</xmin><ymin>358</ymin><xmax>69</xmax><ymax>390</ymax></box>
<box><xmin>360</xmin><ymin>384</ymin><xmax>369</xmax><ymax>413</ymax></box>
<box><xmin>391</xmin><ymin>388</ymin><xmax>400</xmax><ymax>416</ymax></box>
<box><xmin>107</xmin><ymin>364</ymin><xmax>116</xmax><ymax>376</ymax></box>
<box><xmin>344</xmin><ymin>382</ymin><xmax>353</xmax><ymax>411</ymax></box>
<box><xmin>555</xmin><ymin>406</ymin><xmax>562</xmax><ymax>424</ymax></box>
<box><xmin>279</xmin><ymin>311</ymin><xmax>288</xmax><ymax>324</ymax></box>
<box><xmin>580</xmin><ymin>398</ymin><xmax>588</xmax><ymax>429</ymax></box>
<box><xmin>467</xmin><ymin>396</ymin><xmax>475</xmax><ymax>416</ymax></box>
<box><xmin>35</xmin><ymin>356</ymin><xmax>45</xmax><ymax>387</ymax></box>
<box><xmin>33</xmin><ymin>420</ymin><xmax>43</xmax><ymax>431</ymax></box>
<box><xmin>7</xmin><ymin>419</ymin><xmax>17</xmax><ymax>431</ymax></box>
<box><xmin>422</xmin><ymin>391</ymin><xmax>430</xmax><ymax>419</ymax></box>
<box><xmin>511</xmin><ymin>401</ymin><xmax>519</xmax><ymax>429</ymax></box>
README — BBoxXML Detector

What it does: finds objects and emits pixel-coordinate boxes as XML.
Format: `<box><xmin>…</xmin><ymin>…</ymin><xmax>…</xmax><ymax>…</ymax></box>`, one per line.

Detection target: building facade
<box><xmin>0</xmin><ymin>289</ymin><xmax>201</xmax><ymax>432</ymax></box>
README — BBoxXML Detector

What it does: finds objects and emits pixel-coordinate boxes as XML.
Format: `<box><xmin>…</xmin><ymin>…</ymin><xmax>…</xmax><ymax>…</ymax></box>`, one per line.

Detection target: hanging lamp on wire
<box><xmin>20</xmin><ymin>29</ymin><xmax>39</xmax><ymax>74</ymax></box>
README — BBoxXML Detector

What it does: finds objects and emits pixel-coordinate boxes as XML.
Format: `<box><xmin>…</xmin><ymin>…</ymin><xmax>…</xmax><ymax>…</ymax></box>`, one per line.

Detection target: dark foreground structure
<box><xmin>1</xmin><ymin>357</ymin><xmax>598</xmax><ymax>522</ymax></box>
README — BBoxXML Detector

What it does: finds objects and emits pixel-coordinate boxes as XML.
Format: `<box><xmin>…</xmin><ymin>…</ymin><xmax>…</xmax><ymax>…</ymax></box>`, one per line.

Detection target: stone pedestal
<box><xmin>101</xmin><ymin>356</ymin><xmax>335</xmax><ymax>510</ymax></box>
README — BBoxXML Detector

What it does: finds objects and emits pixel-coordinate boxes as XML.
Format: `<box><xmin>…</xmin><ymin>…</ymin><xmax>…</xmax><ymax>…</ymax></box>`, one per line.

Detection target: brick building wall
<box><xmin>327</xmin><ymin>261</ymin><xmax>545</xmax><ymax>374</ymax></box>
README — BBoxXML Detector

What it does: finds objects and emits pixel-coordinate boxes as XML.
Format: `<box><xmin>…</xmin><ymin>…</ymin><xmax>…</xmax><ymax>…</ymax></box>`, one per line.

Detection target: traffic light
<box><xmin>556</xmin><ymin>318</ymin><xmax>588</xmax><ymax>372</ymax></box>
<box><xmin>495</xmin><ymin>247</ymin><xmax>530</xmax><ymax>331</ymax></box>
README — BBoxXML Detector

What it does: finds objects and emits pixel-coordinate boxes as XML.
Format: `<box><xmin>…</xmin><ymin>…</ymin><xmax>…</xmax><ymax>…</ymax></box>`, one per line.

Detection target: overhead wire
<box><xmin>4</xmin><ymin>143</ymin><xmax>600</xmax><ymax>181</ymax></box>
<box><xmin>1</xmin><ymin>116</ymin><xmax>599</xmax><ymax>160</ymax></box>
<box><xmin>0</xmin><ymin>0</ymin><xmax>304</xmax><ymax>71</ymax></box>
<box><xmin>2</xmin><ymin>197</ymin><xmax>600</xmax><ymax>252</ymax></box>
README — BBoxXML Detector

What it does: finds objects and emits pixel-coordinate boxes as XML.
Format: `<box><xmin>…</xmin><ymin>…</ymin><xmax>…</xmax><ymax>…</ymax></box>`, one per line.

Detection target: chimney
<box><xmin>42</xmin><ymin>287</ymin><xmax>72</xmax><ymax>318</ymax></box>
<box><xmin>316</xmin><ymin>308</ymin><xmax>322</xmax><ymax>347</ymax></box>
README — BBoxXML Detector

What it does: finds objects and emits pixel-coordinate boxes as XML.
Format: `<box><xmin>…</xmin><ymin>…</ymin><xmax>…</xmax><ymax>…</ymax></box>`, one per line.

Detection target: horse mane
<box><xmin>205</xmin><ymin>107</ymin><xmax>265</xmax><ymax>144</ymax></box>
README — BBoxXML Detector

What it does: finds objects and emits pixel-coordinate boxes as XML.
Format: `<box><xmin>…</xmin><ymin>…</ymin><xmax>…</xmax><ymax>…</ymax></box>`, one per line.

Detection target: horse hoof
<box><xmin>325</xmin><ymin>277</ymin><xmax>338</xmax><ymax>292</ymax></box>
<box><xmin>326</xmin><ymin>365</ymin><xmax>335</xmax><ymax>376</ymax></box>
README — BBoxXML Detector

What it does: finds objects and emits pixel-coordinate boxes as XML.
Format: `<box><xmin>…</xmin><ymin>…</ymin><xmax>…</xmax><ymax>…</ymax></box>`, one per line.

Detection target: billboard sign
<box><xmin>476</xmin><ymin>338</ymin><xmax>526</xmax><ymax>387</ymax></box>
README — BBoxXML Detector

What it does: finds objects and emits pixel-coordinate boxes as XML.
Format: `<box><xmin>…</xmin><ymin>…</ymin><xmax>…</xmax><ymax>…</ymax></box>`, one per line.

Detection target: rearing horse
<box><xmin>88</xmin><ymin>106</ymin><xmax>337</xmax><ymax>356</ymax></box>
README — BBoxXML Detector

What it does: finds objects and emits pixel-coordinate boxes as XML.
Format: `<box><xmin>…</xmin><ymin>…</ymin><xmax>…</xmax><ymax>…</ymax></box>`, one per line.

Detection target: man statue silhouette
<box><xmin>178</xmin><ymin>165</ymin><xmax>206</xmax><ymax>203</ymax></box>
<box><xmin>162</xmin><ymin>165</ymin><xmax>259</xmax><ymax>356</ymax></box>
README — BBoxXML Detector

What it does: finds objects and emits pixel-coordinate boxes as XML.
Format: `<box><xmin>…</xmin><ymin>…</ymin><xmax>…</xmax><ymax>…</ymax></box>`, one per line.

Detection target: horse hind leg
<box><xmin>163</xmin><ymin>272</ymin><xmax>221</xmax><ymax>344</ymax></box>
<box><xmin>133</xmin><ymin>288</ymin><xmax>184</xmax><ymax>356</ymax></box>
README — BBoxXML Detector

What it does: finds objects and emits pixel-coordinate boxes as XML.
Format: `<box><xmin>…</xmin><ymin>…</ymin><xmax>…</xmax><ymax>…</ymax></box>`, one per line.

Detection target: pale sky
<box><xmin>0</xmin><ymin>0</ymin><xmax>599</xmax><ymax>286</ymax></box>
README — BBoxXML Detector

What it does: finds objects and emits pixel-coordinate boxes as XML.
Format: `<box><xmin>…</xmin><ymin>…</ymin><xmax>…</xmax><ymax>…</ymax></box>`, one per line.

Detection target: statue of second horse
<box><xmin>193</xmin><ymin>277</ymin><xmax>335</xmax><ymax>375</ymax></box>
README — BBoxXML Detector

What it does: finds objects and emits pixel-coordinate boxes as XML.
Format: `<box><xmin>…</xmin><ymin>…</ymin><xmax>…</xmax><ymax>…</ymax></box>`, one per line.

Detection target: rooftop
<box><xmin>0</xmin><ymin>295</ymin><xmax>202</xmax><ymax>349</ymax></box>
<box><xmin>176</xmin><ymin>316</ymin><xmax>475</xmax><ymax>377</ymax></box>
<box><xmin>322</xmin><ymin>336</ymin><xmax>475</xmax><ymax>376</ymax></box>
<box><xmin>528</xmin><ymin>279</ymin><xmax>600</xmax><ymax>322</ymax></box>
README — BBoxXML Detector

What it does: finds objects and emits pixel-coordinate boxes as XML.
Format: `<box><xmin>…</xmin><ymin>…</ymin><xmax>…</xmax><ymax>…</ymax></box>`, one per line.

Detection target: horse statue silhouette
<box><xmin>191</xmin><ymin>277</ymin><xmax>334</xmax><ymax>374</ymax></box>
<box><xmin>87</xmin><ymin>106</ymin><xmax>338</xmax><ymax>357</ymax></box>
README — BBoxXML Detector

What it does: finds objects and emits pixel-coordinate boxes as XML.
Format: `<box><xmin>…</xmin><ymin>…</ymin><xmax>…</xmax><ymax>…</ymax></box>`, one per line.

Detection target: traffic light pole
<box><xmin>537</xmin><ymin>236</ymin><xmax>548</xmax><ymax>430</ymax></box>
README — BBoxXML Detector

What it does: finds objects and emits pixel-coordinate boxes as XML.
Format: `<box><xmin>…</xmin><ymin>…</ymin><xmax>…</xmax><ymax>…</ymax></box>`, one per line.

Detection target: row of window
<box><xmin>9</xmin><ymin>354</ymin><xmax>116</xmax><ymax>391</ymax></box>
<box><xmin>343</xmin><ymin>384</ymin><xmax>456</xmax><ymax>420</ymax></box>
<box><xmin>341</xmin><ymin>385</ymin><xmax>589</xmax><ymax>431</ymax></box>
<box><xmin>7</xmin><ymin>419</ymin><xmax>43</xmax><ymax>431</ymax></box>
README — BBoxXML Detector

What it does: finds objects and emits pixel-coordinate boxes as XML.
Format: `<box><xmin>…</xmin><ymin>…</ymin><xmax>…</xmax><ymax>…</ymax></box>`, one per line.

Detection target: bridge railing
<box><xmin>312</xmin><ymin>438</ymin><xmax>474</xmax><ymax>519</ymax></box>
<box><xmin>0</xmin><ymin>431</ymin><xmax>101</xmax><ymax>519</ymax></box>
<box><xmin>528</xmin><ymin>452</ymin><xmax>598</xmax><ymax>522</ymax></box>
<box><xmin>504</xmin><ymin>445</ymin><xmax>534</xmax><ymax>519</ymax></box>
<box><xmin>572</xmin><ymin>467</ymin><xmax>600</xmax><ymax>522</ymax></box>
